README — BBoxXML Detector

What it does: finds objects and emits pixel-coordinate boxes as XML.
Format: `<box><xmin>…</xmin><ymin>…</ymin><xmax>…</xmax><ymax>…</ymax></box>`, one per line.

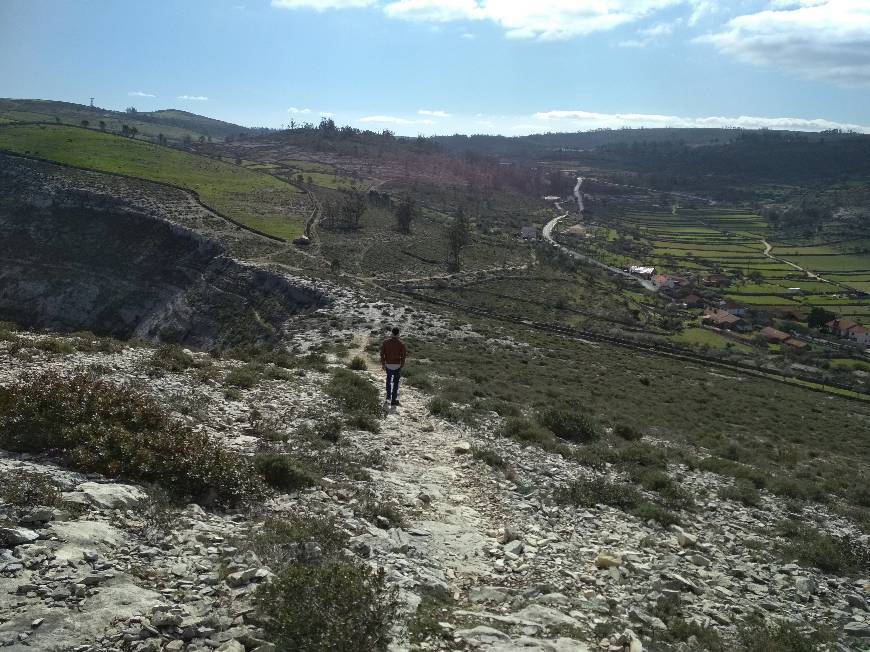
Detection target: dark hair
<box><xmin>391</xmin><ymin>327</ymin><xmax>400</xmax><ymax>336</ymax></box>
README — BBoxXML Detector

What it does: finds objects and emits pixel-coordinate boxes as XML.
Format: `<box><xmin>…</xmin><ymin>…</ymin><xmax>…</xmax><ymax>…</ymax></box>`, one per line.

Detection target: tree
<box><xmin>126</xmin><ymin>106</ymin><xmax>137</xmax><ymax>113</ymax></box>
<box><xmin>808</xmin><ymin>307</ymin><xmax>836</xmax><ymax>330</ymax></box>
<box><xmin>394</xmin><ymin>196</ymin><xmax>416</xmax><ymax>234</ymax></box>
<box><xmin>129</xmin><ymin>126</ymin><xmax>138</xmax><ymax>138</ymax></box>
<box><xmin>157</xmin><ymin>133</ymin><xmax>166</xmax><ymax>146</ymax></box>
<box><xmin>80</xmin><ymin>119</ymin><xmax>89</xmax><ymax>128</ymax></box>
<box><xmin>98</xmin><ymin>120</ymin><xmax>106</xmax><ymax>131</ymax></box>
<box><xmin>121</xmin><ymin>124</ymin><xmax>130</xmax><ymax>137</ymax></box>
<box><xmin>447</xmin><ymin>207</ymin><xmax>470</xmax><ymax>271</ymax></box>
<box><xmin>198</xmin><ymin>135</ymin><xmax>206</xmax><ymax>144</ymax></box>
<box><xmin>183</xmin><ymin>134</ymin><xmax>192</xmax><ymax>145</ymax></box>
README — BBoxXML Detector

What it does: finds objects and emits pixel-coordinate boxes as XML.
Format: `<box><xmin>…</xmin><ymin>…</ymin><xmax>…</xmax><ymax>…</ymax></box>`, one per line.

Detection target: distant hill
<box><xmin>0</xmin><ymin>98</ymin><xmax>248</xmax><ymax>143</ymax></box>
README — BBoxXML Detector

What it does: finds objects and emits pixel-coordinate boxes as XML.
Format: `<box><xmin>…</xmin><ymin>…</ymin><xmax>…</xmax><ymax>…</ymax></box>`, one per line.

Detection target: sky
<box><xmin>1</xmin><ymin>0</ymin><xmax>869</xmax><ymax>136</ymax></box>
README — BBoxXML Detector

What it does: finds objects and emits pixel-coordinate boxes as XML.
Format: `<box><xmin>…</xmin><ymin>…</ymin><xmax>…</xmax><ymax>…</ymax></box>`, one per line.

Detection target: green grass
<box><xmin>300</xmin><ymin>171</ymin><xmax>364</xmax><ymax>190</ymax></box>
<box><xmin>670</xmin><ymin>327</ymin><xmax>753</xmax><ymax>352</ymax></box>
<box><xmin>0</xmin><ymin>123</ymin><xmax>307</xmax><ymax>239</ymax></box>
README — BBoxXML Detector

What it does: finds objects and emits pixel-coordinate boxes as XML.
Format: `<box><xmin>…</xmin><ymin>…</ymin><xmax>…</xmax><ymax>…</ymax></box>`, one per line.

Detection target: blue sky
<box><xmin>1</xmin><ymin>0</ymin><xmax>869</xmax><ymax>135</ymax></box>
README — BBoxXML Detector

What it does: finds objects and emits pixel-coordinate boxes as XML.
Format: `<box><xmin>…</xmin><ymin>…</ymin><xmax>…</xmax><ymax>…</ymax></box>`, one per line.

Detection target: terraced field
<box><xmin>0</xmin><ymin>124</ymin><xmax>309</xmax><ymax>239</ymax></box>
<box><xmin>600</xmin><ymin>207</ymin><xmax>870</xmax><ymax>318</ymax></box>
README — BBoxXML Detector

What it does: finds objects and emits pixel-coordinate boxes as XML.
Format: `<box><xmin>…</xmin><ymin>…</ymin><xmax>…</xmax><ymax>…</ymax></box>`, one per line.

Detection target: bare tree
<box><xmin>447</xmin><ymin>207</ymin><xmax>470</xmax><ymax>271</ymax></box>
<box><xmin>394</xmin><ymin>196</ymin><xmax>417</xmax><ymax>234</ymax></box>
<box><xmin>80</xmin><ymin>119</ymin><xmax>89</xmax><ymax>128</ymax></box>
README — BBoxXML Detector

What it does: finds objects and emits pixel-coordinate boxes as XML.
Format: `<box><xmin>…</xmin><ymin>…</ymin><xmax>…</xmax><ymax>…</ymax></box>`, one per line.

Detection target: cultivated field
<box><xmin>0</xmin><ymin>124</ymin><xmax>309</xmax><ymax>239</ymax></box>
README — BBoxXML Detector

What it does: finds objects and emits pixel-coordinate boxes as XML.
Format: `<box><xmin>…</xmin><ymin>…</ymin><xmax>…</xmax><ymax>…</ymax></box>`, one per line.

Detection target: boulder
<box><xmin>73</xmin><ymin>482</ymin><xmax>148</xmax><ymax>509</ymax></box>
<box><xmin>0</xmin><ymin>526</ymin><xmax>39</xmax><ymax>546</ymax></box>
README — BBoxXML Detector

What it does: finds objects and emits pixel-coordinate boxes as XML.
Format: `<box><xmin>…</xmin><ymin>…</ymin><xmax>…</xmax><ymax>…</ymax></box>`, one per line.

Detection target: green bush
<box><xmin>354</xmin><ymin>489</ymin><xmax>405</xmax><ymax>528</ymax></box>
<box><xmin>0</xmin><ymin>373</ymin><xmax>263</xmax><ymax>506</ymax></box>
<box><xmin>498</xmin><ymin>416</ymin><xmax>554</xmax><ymax>446</ymax></box>
<box><xmin>0</xmin><ymin>469</ymin><xmax>60</xmax><ymax>507</ymax></box>
<box><xmin>737</xmin><ymin>618</ymin><xmax>832</xmax><ymax>652</ymax></box>
<box><xmin>538</xmin><ymin>405</ymin><xmax>601</xmax><ymax>443</ymax></box>
<box><xmin>348</xmin><ymin>356</ymin><xmax>368</xmax><ymax>370</ymax></box>
<box><xmin>225</xmin><ymin>343</ymin><xmax>296</xmax><ymax>368</ymax></box>
<box><xmin>345</xmin><ymin>412</ymin><xmax>381</xmax><ymax>433</ymax></box>
<box><xmin>698</xmin><ymin>456</ymin><xmax>769</xmax><ymax>489</ymax></box>
<box><xmin>225</xmin><ymin>363</ymin><xmax>263</xmax><ymax>388</ymax></box>
<box><xmin>775</xmin><ymin>520</ymin><xmax>869</xmax><ymax>576</ymax></box>
<box><xmin>253</xmin><ymin>453</ymin><xmax>319</xmax><ymax>492</ymax></box>
<box><xmin>615</xmin><ymin>423</ymin><xmax>643</xmax><ymax>441</ymax></box>
<box><xmin>555</xmin><ymin>477</ymin><xmax>641</xmax><ymax>509</ymax></box>
<box><xmin>248</xmin><ymin>515</ymin><xmax>349</xmax><ymax>566</ymax></box>
<box><xmin>719</xmin><ymin>479</ymin><xmax>761</xmax><ymax>506</ymax></box>
<box><xmin>256</xmin><ymin>561</ymin><xmax>399</xmax><ymax>652</ymax></box>
<box><xmin>150</xmin><ymin>344</ymin><xmax>195</xmax><ymax>372</ymax></box>
<box><xmin>472</xmin><ymin>446</ymin><xmax>506</xmax><ymax>469</ymax></box>
<box><xmin>34</xmin><ymin>337</ymin><xmax>75</xmax><ymax>354</ymax></box>
<box><xmin>328</xmin><ymin>369</ymin><xmax>381</xmax><ymax>416</ymax></box>
<box><xmin>401</xmin><ymin>365</ymin><xmax>433</xmax><ymax>391</ymax></box>
<box><xmin>428</xmin><ymin>396</ymin><xmax>475</xmax><ymax>424</ymax></box>
<box><xmin>316</xmin><ymin>415</ymin><xmax>344</xmax><ymax>442</ymax></box>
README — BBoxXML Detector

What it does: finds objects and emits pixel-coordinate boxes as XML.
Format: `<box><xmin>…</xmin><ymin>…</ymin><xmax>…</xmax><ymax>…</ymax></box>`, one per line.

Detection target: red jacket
<box><xmin>380</xmin><ymin>337</ymin><xmax>407</xmax><ymax>366</ymax></box>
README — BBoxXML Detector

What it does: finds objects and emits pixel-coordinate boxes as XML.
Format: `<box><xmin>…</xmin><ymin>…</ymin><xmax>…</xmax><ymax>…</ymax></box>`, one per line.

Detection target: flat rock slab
<box><xmin>0</xmin><ymin>576</ymin><xmax>162</xmax><ymax>651</ymax></box>
<box><xmin>69</xmin><ymin>481</ymin><xmax>148</xmax><ymax>510</ymax></box>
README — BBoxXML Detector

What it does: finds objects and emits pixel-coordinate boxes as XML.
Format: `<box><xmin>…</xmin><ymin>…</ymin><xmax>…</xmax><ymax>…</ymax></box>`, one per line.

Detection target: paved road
<box><xmin>543</xmin><ymin>187</ymin><xmax>656</xmax><ymax>292</ymax></box>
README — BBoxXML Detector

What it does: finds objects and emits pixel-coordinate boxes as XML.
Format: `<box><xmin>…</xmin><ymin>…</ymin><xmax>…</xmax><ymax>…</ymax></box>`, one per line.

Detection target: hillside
<box><xmin>0</xmin><ymin>98</ymin><xmax>247</xmax><ymax>143</ymax></box>
<box><xmin>0</xmin><ymin>114</ymin><xmax>869</xmax><ymax>651</ymax></box>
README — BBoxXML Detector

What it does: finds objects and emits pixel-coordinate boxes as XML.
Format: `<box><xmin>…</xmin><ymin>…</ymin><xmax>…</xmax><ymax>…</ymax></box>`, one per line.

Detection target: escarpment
<box><xmin>0</xmin><ymin>154</ymin><xmax>326</xmax><ymax>348</ymax></box>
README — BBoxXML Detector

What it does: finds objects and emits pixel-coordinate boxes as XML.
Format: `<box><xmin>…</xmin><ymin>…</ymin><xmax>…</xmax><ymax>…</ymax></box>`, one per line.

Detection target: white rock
<box><xmin>75</xmin><ymin>482</ymin><xmax>148</xmax><ymax>509</ymax></box>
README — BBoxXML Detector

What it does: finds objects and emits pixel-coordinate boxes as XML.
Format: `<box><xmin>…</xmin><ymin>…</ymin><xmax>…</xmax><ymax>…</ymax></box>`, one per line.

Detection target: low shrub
<box><xmin>348</xmin><ymin>356</ymin><xmax>367</xmax><ymax>371</ymax></box>
<box><xmin>698</xmin><ymin>456</ymin><xmax>769</xmax><ymax>489</ymax></box>
<box><xmin>538</xmin><ymin>404</ymin><xmax>601</xmax><ymax>443</ymax></box>
<box><xmin>472</xmin><ymin>446</ymin><xmax>506</xmax><ymax>469</ymax></box>
<box><xmin>150</xmin><ymin>344</ymin><xmax>195</xmax><ymax>373</ymax></box>
<box><xmin>328</xmin><ymin>369</ymin><xmax>381</xmax><ymax>416</ymax></box>
<box><xmin>34</xmin><ymin>337</ymin><xmax>75</xmax><ymax>355</ymax></box>
<box><xmin>225</xmin><ymin>363</ymin><xmax>263</xmax><ymax>389</ymax></box>
<box><xmin>615</xmin><ymin>423</ymin><xmax>643</xmax><ymax>441</ymax></box>
<box><xmin>555</xmin><ymin>477</ymin><xmax>642</xmax><ymax>509</ymax></box>
<box><xmin>246</xmin><ymin>409</ymin><xmax>287</xmax><ymax>442</ymax></box>
<box><xmin>316</xmin><ymin>415</ymin><xmax>344</xmax><ymax>442</ymax></box>
<box><xmin>225</xmin><ymin>344</ymin><xmax>295</xmax><ymax>368</ymax></box>
<box><xmin>775</xmin><ymin>520</ymin><xmax>869</xmax><ymax>576</ymax></box>
<box><xmin>0</xmin><ymin>373</ymin><xmax>263</xmax><ymax>506</ymax></box>
<box><xmin>354</xmin><ymin>489</ymin><xmax>405</xmax><ymax>528</ymax></box>
<box><xmin>0</xmin><ymin>469</ymin><xmax>60</xmax><ymax>507</ymax></box>
<box><xmin>428</xmin><ymin>396</ymin><xmax>475</xmax><ymax>424</ymax></box>
<box><xmin>345</xmin><ymin>412</ymin><xmax>381</xmax><ymax>433</ymax></box>
<box><xmin>719</xmin><ymin>479</ymin><xmax>761</xmax><ymax>507</ymax></box>
<box><xmin>253</xmin><ymin>453</ymin><xmax>319</xmax><ymax>492</ymax></box>
<box><xmin>256</xmin><ymin>561</ymin><xmax>399</xmax><ymax>652</ymax></box>
<box><xmin>248</xmin><ymin>515</ymin><xmax>349</xmax><ymax>566</ymax></box>
<box><xmin>401</xmin><ymin>365</ymin><xmax>433</xmax><ymax>391</ymax></box>
<box><xmin>737</xmin><ymin>617</ymin><xmax>833</xmax><ymax>652</ymax></box>
<box><xmin>630</xmin><ymin>500</ymin><xmax>681</xmax><ymax>527</ymax></box>
<box><xmin>498</xmin><ymin>416</ymin><xmax>554</xmax><ymax>447</ymax></box>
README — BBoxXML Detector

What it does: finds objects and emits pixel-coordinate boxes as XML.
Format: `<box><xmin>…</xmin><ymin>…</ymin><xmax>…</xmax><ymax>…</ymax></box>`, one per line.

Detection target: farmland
<box><xmin>0</xmin><ymin>123</ymin><xmax>309</xmax><ymax>239</ymax></box>
<box><xmin>568</xmin><ymin>204</ymin><xmax>870</xmax><ymax>320</ymax></box>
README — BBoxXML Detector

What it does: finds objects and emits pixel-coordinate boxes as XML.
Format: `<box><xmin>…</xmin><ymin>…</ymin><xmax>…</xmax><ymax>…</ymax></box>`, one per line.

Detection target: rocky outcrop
<box><xmin>0</xmin><ymin>154</ymin><xmax>326</xmax><ymax>348</ymax></box>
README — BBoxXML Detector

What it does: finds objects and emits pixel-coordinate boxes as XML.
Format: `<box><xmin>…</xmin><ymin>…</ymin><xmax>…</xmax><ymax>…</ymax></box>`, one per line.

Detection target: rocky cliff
<box><xmin>0</xmin><ymin>154</ymin><xmax>326</xmax><ymax>348</ymax></box>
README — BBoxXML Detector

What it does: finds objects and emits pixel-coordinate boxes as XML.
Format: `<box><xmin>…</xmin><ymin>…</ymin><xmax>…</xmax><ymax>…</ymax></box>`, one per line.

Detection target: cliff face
<box><xmin>0</xmin><ymin>154</ymin><xmax>325</xmax><ymax>348</ymax></box>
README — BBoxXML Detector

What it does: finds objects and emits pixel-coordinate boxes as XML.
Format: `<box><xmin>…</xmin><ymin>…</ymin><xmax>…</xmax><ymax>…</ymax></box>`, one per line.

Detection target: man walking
<box><xmin>379</xmin><ymin>327</ymin><xmax>407</xmax><ymax>407</ymax></box>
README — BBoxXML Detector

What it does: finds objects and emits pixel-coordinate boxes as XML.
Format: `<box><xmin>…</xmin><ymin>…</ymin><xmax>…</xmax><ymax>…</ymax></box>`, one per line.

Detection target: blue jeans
<box><xmin>385</xmin><ymin>367</ymin><xmax>401</xmax><ymax>403</ymax></box>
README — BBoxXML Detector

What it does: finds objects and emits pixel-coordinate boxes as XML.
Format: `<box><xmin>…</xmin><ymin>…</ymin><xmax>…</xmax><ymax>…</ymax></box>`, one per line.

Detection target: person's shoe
<box><xmin>391</xmin><ymin>400</ymin><xmax>401</xmax><ymax>407</ymax></box>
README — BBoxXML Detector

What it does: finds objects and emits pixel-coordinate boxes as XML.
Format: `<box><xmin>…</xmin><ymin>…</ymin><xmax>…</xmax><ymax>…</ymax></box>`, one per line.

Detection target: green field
<box><xmin>670</xmin><ymin>327</ymin><xmax>753</xmax><ymax>352</ymax></box>
<box><xmin>0</xmin><ymin>124</ymin><xmax>307</xmax><ymax>239</ymax></box>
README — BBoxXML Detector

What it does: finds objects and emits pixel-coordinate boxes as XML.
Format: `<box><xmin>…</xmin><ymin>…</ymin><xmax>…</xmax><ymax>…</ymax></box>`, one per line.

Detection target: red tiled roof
<box><xmin>760</xmin><ymin>326</ymin><xmax>790</xmax><ymax>341</ymax></box>
<box><xmin>704</xmin><ymin>308</ymin><xmax>740</xmax><ymax>325</ymax></box>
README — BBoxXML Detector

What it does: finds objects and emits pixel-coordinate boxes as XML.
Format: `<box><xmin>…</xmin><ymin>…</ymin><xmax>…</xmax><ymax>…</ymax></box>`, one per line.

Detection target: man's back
<box><xmin>380</xmin><ymin>336</ymin><xmax>406</xmax><ymax>366</ymax></box>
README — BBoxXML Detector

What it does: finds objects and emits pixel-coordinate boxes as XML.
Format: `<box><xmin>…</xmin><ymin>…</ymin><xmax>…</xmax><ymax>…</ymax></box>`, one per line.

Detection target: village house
<box><xmin>719</xmin><ymin>300</ymin><xmax>747</xmax><ymax>317</ymax></box>
<box><xmin>826</xmin><ymin>318</ymin><xmax>859</xmax><ymax>338</ymax></box>
<box><xmin>848</xmin><ymin>325</ymin><xmax>870</xmax><ymax>346</ymax></box>
<box><xmin>785</xmin><ymin>338</ymin><xmax>808</xmax><ymax>349</ymax></box>
<box><xmin>703</xmin><ymin>308</ymin><xmax>748</xmax><ymax>331</ymax></box>
<box><xmin>683</xmin><ymin>293</ymin><xmax>703</xmax><ymax>308</ymax></box>
<box><xmin>705</xmin><ymin>273</ymin><xmax>732</xmax><ymax>288</ymax></box>
<box><xmin>760</xmin><ymin>326</ymin><xmax>790</xmax><ymax>343</ymax></box>
<box><xmin>654</xmin><ymin>274</ymin><xmax>687</xmax><ymax>290</ymax></box>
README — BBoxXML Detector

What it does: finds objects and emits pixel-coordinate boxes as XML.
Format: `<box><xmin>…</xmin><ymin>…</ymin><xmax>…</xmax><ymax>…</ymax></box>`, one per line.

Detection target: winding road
<box><xmin>543</xmin><ymin>178</ymin><xmax>657</xmax><ymax>292</ymax></box>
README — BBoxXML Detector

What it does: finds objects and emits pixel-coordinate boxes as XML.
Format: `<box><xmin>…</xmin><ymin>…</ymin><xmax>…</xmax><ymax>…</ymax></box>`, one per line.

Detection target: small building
<box><xmin>785</xmin><ymin>338</ymin><xmax>808</xmax><ymax>349</ymax></box>
<box><xmin>848</xmin><ymin>325</ymin><xmax>870</xmax><ymax>345</ymax></box>
<box><xmin>705</xmin><ymin>273</ymin><xmax>732</xmax><ymax>288</ymax></box>
<box><xmin>630</xmin><ymin>266</ymin><xmax>655</xmax><ymax>278</ymax></box>
<box><xmin>720</xmin><ymin>300</ymin><xmax>747</xmax><ymax>317</ymax></box>
<box><xmin>683</xmin><ymin>293</ymin><xmax>703</xmax><ymax>308</ymax></box>
<box><xmin>760</xmin><ymin>326</ymin><xmax>790</xmax><ymax>343</ymax></box>
<box><xmin>654</xmin><ymin>274</ymin><xmax>687</xmax><ymax>290</ymax></box>
<box><xmin>703</xmin><ymin>308</ymin><xmax>747</xmax><ymax>331</ymax></box>
<box><xmin>292</xmin><ymin>235</ymin><xmax>311</xmax><ymax>246</ymax></box>
<box><xmin>826</xmin><ymin>318</ymin><xmax>860</xmax><ymax>338</ymax></box>
<box><xmin>519</xmin><ymin>226</ymin><xmax>539</xmax><ymax>240</ymax></box>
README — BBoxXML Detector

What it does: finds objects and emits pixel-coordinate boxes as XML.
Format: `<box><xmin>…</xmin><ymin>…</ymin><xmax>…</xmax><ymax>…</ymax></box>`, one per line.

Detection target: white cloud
<box><xmin>128</xmin><ymin>91</ymin><xmax>156</xmax><ymax>98</ymax></box>
<box><xmin>273</xmin><ymin>0</ymin><xmax>728</xmax><ymax>40</ymax></box>
<box><xmin>699</xmin><ymin>0</ymin><xmax>870</xmax><ymax>86</ymax></box>
<box><xmin>618</xmin><ymin>19</ymin><xmax>677</xmax><ymax>47</ymax></box>
<box><xmin>177</xmin><ymin>95</ymin><xmax>209</xmax><ymax>101</ymax></box>
<box><xmin>532</xmin><ymin>109</ymin><xmax>870</xmax><ymax>132</ymax></box>
<box><xmin>271</xmin><ymin>0</ymin><xmax>375</xmax><ymax>9</ymax></box>
<box><xmin>320</xmin><ymin>111</ymin><xmax>334</xmax><ymax>117</ymax></box>
<box><xmin>384</xmin><ymin>0</ymin><xmax>691</xmax><ymax>40</ymax></box>
<box><xmin>359</xmin><ymin>114</ymin><xmax>436</xmax><ymax>125</ymax></box>
<box><xmin>418</xmin><ymin>109</ymin><xmax>451</xmax><ymax>117</ymax></box>
<box><xmin>288</xmin><ymin>107</ymin><xmax>312</xmax><ymax>114</ymax></box>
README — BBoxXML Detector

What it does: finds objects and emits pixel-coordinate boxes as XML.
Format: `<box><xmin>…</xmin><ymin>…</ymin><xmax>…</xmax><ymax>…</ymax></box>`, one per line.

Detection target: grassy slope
<box><xmin>0</xmin><ymin>124</ymin><xmax>306</xmax><ymax>239</ymax></box>
<box><xmin>0</xmin><ymin>99</ymin><xmax>244</xmax><ymax>143</ymax></box>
